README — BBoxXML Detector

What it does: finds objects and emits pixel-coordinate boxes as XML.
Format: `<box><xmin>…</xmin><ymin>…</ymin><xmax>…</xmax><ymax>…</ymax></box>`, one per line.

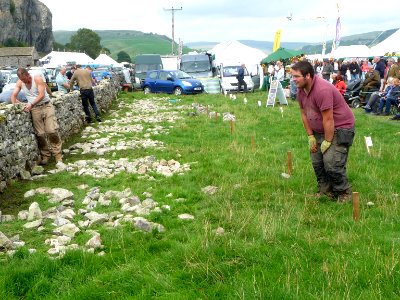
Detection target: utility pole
<box><xmin>164</xmin><ymin>6</ymin><xmax>182</xmax><ymax>55</ymax></box>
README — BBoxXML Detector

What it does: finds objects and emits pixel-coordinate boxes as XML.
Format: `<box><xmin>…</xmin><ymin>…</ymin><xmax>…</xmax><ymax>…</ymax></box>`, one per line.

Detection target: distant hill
<box><xmin>52</xmin><ymin>30</ymin><xmax>192</xmax><ymax>60</ymax></box>
<box><xmin>186</xmin><ymin>29</ymin><xmax>399</xmax><ymax>55</ymax></box>
<box><xmin>53</xmin><ymin>28</ymin><xmax>399</xmax><ymax>61</ymax></box>
<box><xmin>299</xmin><ymin>28</ymin><xmax>398</xmax><ymax>55</ymax></box>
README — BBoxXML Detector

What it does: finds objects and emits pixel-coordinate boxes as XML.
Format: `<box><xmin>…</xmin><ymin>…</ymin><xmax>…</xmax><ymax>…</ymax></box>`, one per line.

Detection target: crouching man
<box><xmin>291</xmin><ymin>61</ymin><xmax>355</xmax><ymax>202</ymax></box>
<box><xmin>11</xmin><ymin>67</ymin><xmax>62</xmax><ymax>165</ymax></box>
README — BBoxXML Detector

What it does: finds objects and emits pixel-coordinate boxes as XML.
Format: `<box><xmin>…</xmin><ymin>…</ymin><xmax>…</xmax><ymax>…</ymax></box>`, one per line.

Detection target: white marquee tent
<box><xmin>370</xmin><ymin>29</ymin><xmax>400</xmax><ymax>56</ymax></box>
<box><xmin>210</xmin><ymin>40</ymin><xmax>266</xmax><ymax>70</ymax></box>
<box><xmin>329</xmin><ymin>45</ymin><xmax>372</xmax><ymax>59</ymax></box>
<box><xmin>94</xmin><ymin>54</ymin><xmax>121</xmax><ymax>66</ymax></box>
<box><xmin>40</xmin><ymin>51</ymin><xmax>94</xmax><ymax>68</ymax></box>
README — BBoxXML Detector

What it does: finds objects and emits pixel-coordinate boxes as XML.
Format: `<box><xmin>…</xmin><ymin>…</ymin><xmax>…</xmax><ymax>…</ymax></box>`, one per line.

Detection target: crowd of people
<box><xmin>311</xmin><ymin>56</ymin><xmax>400</xmax><ymax>119</ymax></box>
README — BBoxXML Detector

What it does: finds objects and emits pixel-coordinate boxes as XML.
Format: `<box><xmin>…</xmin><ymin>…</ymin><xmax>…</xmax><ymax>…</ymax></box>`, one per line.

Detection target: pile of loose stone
<box><xmin>0</xmin><ymin>97</ymin><xmax>225</xmax><ymax>259</ymax></box>
<box><xmin>0</xmin><ymin>186</ymin><xmax>171</xmax><ymax>258</ymax></box>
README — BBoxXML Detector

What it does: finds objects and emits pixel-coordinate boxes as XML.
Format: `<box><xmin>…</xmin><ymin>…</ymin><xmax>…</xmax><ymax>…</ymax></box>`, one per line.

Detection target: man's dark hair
<box><xmin>291</xmin><ymin>61</ymin><xmax>315</xmax><ymax>78</ymax></box>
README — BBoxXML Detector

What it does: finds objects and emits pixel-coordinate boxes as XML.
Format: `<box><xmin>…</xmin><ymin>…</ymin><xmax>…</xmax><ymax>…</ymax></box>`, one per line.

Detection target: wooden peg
<box><xmin>287</xmin><ymin>151</ymin><xmax>292</xmax><ymax>175</ymax></box>
<box><xmin>251</xmin><ymin>135</ymin><xmax>255</xmax><ymax>151</ymax></box>
<box><xmin>352</xmin><ymin>192</ymin><xmax>360</xmax><ymax>221</ymax></box>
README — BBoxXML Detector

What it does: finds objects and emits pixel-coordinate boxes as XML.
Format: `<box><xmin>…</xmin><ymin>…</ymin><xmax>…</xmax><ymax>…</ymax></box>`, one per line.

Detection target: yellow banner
<box><xmin>273</xmin><ymin>29</ymin><xmax>282</xmax><ymax>52</ymax></box>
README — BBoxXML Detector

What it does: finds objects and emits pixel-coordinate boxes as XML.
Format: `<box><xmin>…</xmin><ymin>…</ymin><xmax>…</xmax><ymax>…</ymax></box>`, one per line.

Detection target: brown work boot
<box><xmin>55</xmin><ymin>154</ymin><xmax>63</xmax><ymax>163</ymax></box>
<box><xmin>39</xmin><ymin>156</ymin><xmax>50</xmax><ymax>165</ymax></box>
<box><xmin>337</xmin><ymin>189</ymin><xmax>352</xmax><ymax>203</ymax></box>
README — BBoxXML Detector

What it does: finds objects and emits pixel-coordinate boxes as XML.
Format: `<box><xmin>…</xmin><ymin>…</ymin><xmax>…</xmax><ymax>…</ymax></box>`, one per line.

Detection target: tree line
<box><xmin>53</xmin><ymin>28</ymin><xmax>132</xmax><ymax>63</ymax></box>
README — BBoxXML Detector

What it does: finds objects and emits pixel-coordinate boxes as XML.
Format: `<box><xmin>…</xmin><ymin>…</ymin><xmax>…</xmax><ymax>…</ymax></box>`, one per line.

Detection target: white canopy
<box><xmin>370</xmin><ymin>29</ymin><xmax>400</xmax><ymax>56</ymax></box>
<box><xmin>328</xmin><ymin>45</ymin><xmax>372</xmax><ymax>59</ymax></box>
<box><xmin>94</xmin><ymin>54</ymin><xmax>121</xmax><ymax>66</ymax></box>
<box><xmin>40</xmin><ymin>51</ymin><xmax>94</xmax><ymax>68</ymax></box>
<box><xmin>210</xmin><ymin>40</ymin><xmax>266</xmax><ymax>68</ymax></box>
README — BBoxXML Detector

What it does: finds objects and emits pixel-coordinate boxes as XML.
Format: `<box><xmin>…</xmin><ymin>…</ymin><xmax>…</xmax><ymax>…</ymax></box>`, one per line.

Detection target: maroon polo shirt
<box><xmin>297</xmin><ymin>76</ymin><xmax>355</xmax><ymax>133</ymax></box>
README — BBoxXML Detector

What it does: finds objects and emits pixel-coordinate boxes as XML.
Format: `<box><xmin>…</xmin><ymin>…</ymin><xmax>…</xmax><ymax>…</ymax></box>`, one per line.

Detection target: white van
<box><xmin>218</xmin><ymin>64</ymin><xmax>254</xmax><ymax>94</ymax></box>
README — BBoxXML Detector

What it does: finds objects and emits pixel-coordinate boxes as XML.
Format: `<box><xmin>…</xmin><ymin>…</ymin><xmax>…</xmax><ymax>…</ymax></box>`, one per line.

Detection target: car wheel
<box><xmin>174</xmin><ymin>87</ymin><xmax>183</xmax><ymax>96</ymax></box>
<box><xmin>144</xmin><ymin>86</ymin><xmax>151</xmax><ymax>95</ymax></box>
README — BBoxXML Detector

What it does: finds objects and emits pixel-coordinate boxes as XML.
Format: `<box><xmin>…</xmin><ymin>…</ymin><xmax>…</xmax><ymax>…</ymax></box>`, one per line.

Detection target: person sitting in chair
<box><xmin>359</xmin><ymin>66</ymin><xmax>381</xmax><ymax>103</ymax></box>
<box><xmin>375</xmin><ymin>78</ymin><xmax>400</xmax><ymax>116</ymax></box>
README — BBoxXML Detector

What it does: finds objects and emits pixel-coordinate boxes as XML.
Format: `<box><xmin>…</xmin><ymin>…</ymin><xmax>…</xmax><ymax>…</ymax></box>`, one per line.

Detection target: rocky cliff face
<box><xmin>0</xmin><ymin>0</ymin><xmax>52</xmax><ymax>52</ymax></box>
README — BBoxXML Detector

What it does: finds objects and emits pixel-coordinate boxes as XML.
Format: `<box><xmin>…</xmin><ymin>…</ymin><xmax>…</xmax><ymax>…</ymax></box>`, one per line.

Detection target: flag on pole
<box><xmin>335</xmin><ymin>17</ymin><xmax>341</xmax><ymax>48</ymax></box>
<box><xmin>273</xmin><ymin>29</ymin><xmax>282</xmax><ymax>52</ymax></box>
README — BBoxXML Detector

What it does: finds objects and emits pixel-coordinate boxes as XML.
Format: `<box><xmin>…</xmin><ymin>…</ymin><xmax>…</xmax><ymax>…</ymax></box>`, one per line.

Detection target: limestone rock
<box><xmin>28</xmin><ymin>202</ymin><xmax>42</xmax><ymax>221</ymax></box>
<box><xmin>53</xmin><ymin>223</ymin><xmax>80</xmax><ymax>238</ymax></box>
<box><xmin>178</xmin><ymin>213</ymin><xmax>194</xmax><ymax>220</ymax></box>
<box><xmin>23</xmin><ymin>219</ymin><xmax>43</xmax><ymax>229</ymax></box>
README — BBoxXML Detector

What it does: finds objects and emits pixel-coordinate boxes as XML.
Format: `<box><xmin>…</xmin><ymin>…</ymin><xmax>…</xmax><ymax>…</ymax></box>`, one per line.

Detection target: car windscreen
<box><xmin>181</xmin><ymin>61</ymin><xmax>210</xmax><ymax>73</ymax></box>
<box><xmin>170</xmin><ymin>70</ymin><xmax>192</xmax><ymax>79</ymax></box>
<box><xmin>223</xmin><ymin>66</ymin><xmax>249</xmax><ymax>77</ymax></box>
<box><xmin>136</xmin><ymin>64</ymin><xmax>162</xmax><ymax>73</ymax></box>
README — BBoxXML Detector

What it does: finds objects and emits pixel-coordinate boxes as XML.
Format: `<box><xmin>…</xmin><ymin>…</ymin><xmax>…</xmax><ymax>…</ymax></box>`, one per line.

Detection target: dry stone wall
<box><xmin>0</xmin><ymin>79</ymin><xmax>120</xmax><ymax>192</ymax></box>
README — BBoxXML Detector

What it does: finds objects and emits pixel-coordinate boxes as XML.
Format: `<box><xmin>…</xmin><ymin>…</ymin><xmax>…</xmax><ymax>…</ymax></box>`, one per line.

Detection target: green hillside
<box><xmin>53</xmin><ymin>30</ymin><xmax>192</xmax><ymax>60</ymax></box>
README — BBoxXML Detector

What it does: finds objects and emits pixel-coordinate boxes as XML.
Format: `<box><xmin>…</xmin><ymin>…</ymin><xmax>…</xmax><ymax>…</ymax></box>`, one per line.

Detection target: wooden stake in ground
<box><xmin>287</xmin><ymin>151</ymin><xmax>292</xmax><ymax>175</ymax></box>
<box><xmin>251</xmin><ymin>135</ymin><xmax>255</xmax><ymax>151</ymax></box>
<box><xmin>230</xmin><ymin>120</ymin><xmax>234</xmax><ymax>134</ymax></box>
<box><xmin>352</xmin><ymin>192</ymin><xmax>360</xmax><ymax>221</ymax></box>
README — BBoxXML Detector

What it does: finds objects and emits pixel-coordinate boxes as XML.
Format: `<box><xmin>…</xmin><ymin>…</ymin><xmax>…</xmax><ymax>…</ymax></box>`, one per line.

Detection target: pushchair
<box><xmin>343</xmin><ymin>78</ymin><xmax>362</xmax><ymax>108</ymax></box>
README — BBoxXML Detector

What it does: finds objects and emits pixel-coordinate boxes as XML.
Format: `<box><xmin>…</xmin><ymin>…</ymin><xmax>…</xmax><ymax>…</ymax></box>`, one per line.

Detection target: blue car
<box><xmin>142</xmin><ymin>70</ymin><xmax>204</xmax><ymax>95</ymax></box>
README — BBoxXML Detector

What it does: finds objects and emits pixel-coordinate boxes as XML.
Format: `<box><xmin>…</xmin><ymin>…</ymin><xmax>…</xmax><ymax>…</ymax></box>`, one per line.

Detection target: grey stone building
<box><xmin>0</xmin><ymin>47</ymin><xmax>39</xmax><ymax>68</ymax></box>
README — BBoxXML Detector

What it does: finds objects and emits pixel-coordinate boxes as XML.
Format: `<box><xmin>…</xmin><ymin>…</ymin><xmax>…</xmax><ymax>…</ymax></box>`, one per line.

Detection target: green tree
<box><xmin>117</xmin><ymin>50</ymin><xmax>132</xmax><ymax>63</ymax></box>
<box><xmin>69</xmin><ymin>28</ymin><xmax>102</xmax><ymax>59</ymax></box>
<box><xmin>102</xmin><ymin>47</ymin><xmax>111</xmax><ymax>55</ymax></box>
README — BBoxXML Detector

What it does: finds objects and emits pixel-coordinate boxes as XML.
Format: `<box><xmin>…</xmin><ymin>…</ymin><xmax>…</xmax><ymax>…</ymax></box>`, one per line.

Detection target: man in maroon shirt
<box><xmin>291</xmin><ymin>61</ymin><xmax>355</xmax><ymax>202</ymax></box>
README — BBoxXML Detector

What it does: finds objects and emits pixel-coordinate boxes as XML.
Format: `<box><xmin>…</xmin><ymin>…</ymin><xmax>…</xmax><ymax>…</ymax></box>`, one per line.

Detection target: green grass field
<box><xmin>1</xmin><ymin>91</ymin><xmax>400</xmax><ymax>299</ymax></box>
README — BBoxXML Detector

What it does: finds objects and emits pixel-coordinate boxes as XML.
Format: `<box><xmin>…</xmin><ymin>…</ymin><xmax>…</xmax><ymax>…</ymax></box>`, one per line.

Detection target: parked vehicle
<box><xmin>180</xmin><ymin>53</ymin><xmax>214</xmax><ymax>79</ymax></box>
<box><xmin>2</xmin><ymin>74</ymin><xmax>19</xmax><ymax>92</ymax></box>
<box><xmin>218</xmin><ymin>64</ymin><xmax>254</xmax><ymax>93</ymax></box>
<box><xmin>142</xmin><ymin>70</ymin><xmax>204</xmax><ymax>95</ymax></box>
<box><xmin>133</xmin><ymin>54</ymin><xmax>163</xmax><ymax>89</ymax></box>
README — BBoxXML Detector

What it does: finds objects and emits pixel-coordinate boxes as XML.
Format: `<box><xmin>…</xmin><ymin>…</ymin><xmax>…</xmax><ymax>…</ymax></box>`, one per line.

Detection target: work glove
<box><xmin>321</xmin><ymin>140</ymin><xmax>332</xmax><ymax>154</ymax></box>
<box><xmin>308</xmin><ymin>135</ymin><xmax>317</xmax><ymax>152</ymax></box>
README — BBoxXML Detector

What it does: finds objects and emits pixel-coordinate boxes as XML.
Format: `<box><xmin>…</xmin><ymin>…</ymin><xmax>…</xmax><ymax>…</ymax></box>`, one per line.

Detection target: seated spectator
<box><xmin>359</xmin><ymin>66</ymin><xmax>381</xmax><ymax>102</ymax></box>
<box><xmin>334</xmin><ymin>74</ymin><xmax>346</xmax><ymax>95</ymax></box>
<box><xmin>375</xmin><ymin>78</ymin><xmax>400</xmax><ymax>116</ymax></box>
<box><xmin>364</xmin><ymin>77</ymin><xmax>395</xmax><ymax>113</ymax></box>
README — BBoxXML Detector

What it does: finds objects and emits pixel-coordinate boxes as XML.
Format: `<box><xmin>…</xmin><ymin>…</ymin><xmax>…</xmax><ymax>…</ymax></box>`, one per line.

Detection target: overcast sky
<box><xmin>39</xmin><ymin>0</ymin><xmax>399</xmax><ymax>45</ymax></box>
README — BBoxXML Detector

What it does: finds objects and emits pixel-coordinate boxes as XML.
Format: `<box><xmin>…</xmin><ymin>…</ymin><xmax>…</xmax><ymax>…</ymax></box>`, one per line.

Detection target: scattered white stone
<box><xmin>201</xmin><ymin>186</ymin><xmax>218</xmax><ymax>195</ymax></box>
<box><xmin>161</xmin><ymin>205</ymin><xmax>171</xmax><ymax>211</ymax></box>
<box><xmin>86</xmin><ymin>235</ymin><xmax>103</xmax><ymax>249</ymax></box>
<box><xmin>166</xmin><ymin>193</ymin><xmax>173</xmax><ymax>198</ymax></box>
<box><xmin>53</xmin><ymin>216</ymin><xmax>71</xmax><ymax>227</ymax></box>
<box><xmin>53</xmin><ymin>223</ymin><xmax>80</xmax><ymax>238</ymax></box>
<box><xmin>77</xmin><ymin>184</ymin><xmax>89</xmax><ymax>190</ymax></box>
<box><xmin>97</xmin><ymin>251</ymin><xmax>106</xmax><ymax>256</ymax></box>
<box><xmin>28</xmin><ymin>249</ymin><xmax>37</xmax><ymax>254</ymax></box>
<box><xmin>17</xmin><ymin>210</ymin><xmax>29</xmax><ymax>220</ymax></box>
<box><xmin>23</xmin><ymin>219</ymin><xmax>43</xmax><ymax>229</ymax></box>
<box><xmin>367</xmin><ymin>201</ymin><xmax>375</xmax><ymax>207</ymax></box>
<box><xmin>178</xmin><ymin>214</ymin><xmax>194</xmax><ymax>220</ymax></box>
<box><xmin>59</xmin><ymin>209</ymin><xmax>75</xmax><ymax>219</ymax></box>
<box><xmin>24</xmin><ymin>189</ymin><xmax>36</xmax><ymax>198</ymax></box>
<box><xmin>215</xmin><ymin>227</ymin><xmax>225</xmax><ymax>235</ymax></box>
<box><xmin>49</xmin><ymin>188</ymin><xmax>74</xmax><ymax>203</ymax></box>
<box><xmin>281</xmin><ymin>173</ymin><xmax>291</xmax><ymax>179</ymax></box>
<box><xmin>1</xmin><ymin>215</ymin><xmax>15</xmax><ymax>222</ymax></box>
<box><xmin>0</xmin><ymin>231</ymin><xmax>12</xmax><ymax>250</ymax></box>
<box><xmin>84</xmin><ymin>211</ymin><xmax>109</xmax><ymax>224</ymax></box>
<box><xmin>27</xmin><ymin>202</ymin><xmax>42</xmax><ymax>221</ymax></box>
